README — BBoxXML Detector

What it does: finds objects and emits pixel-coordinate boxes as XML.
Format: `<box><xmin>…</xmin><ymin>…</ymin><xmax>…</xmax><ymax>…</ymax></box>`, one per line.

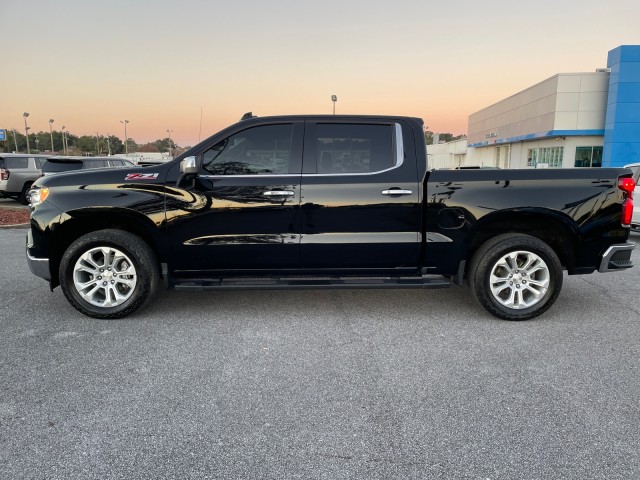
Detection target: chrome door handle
<box><xmin>263</xmin><ymin>190</ymin><xmax>295</xmax><ymax>197</ymax></box>
<box><xmin>382</xmin><ymin>189</ymin><xmax>413</xmax><ymax>196</ymax></box>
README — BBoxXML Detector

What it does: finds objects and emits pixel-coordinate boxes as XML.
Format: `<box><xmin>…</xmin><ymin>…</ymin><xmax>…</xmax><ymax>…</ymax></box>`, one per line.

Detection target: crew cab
<box><xmin>25</xmin><ymin>115</ymin><xmax>636</xmax><ymax>320</ymax></box>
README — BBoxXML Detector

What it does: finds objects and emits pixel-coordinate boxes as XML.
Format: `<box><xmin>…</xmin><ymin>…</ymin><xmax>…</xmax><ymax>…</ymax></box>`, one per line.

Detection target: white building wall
<box><xmin>466</xmin><ymin>136</ymin><xmax>604</xmax><ymax>169</ymax></box>
<box><xmin>426</xmin><ymin>139</ymin><xmax>468</xmax><ymax>169</ymax></box>
<box><xmin>467</xmin><ymin>71</ymin><xmax>609</xmax><ymax>169</ymax></box>
<box><xmin>468</xmin><ymin>72</ymin><xmax>608</xmax><ymax>144</ymax></box>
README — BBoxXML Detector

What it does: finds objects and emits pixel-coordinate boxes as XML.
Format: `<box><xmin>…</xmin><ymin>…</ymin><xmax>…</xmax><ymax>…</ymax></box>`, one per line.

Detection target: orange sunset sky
<box><xmin>1</xmin><ymin>0</ymin><xmax>639</xmax><ymax>148</ymax></box>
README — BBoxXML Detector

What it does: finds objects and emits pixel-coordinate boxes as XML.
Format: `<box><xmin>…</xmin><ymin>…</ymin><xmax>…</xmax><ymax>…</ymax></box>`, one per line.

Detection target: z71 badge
<box><xmin>125</xmin><ymin>173</ymin><xmax>159</xmax><ymax>180</ymax></box>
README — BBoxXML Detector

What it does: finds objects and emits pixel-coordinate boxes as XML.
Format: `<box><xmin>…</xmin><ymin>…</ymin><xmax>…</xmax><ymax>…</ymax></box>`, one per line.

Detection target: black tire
<box><xmin>18</xmin><ymin>183</ymin><xmax>33</xmax><ymax>205</ymax></box>
<box><xmin>468</xmin><ymin>234</ymin><xmax>563</xmax><ymax>321</ymax></box>
<box><xmin>59</xmin><ymin>229</ymin><xmax>160</xmax><ymax>319</ymax></box>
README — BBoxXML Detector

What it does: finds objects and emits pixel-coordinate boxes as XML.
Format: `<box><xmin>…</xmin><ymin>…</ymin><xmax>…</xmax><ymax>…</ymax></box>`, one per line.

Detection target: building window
<box><xmin>539</xmin><ymin>147</ymin><xmax>563</xmax><ymax>167</ymax></box>
<box><xmin>575</xmin><ymin>146</ymin><xmax>603</xmax><ymax>168</ymax></box>
<box><xmin>528</xmin><ymin>147</ymin><xmax>563</xmax><ymax>168</ymax></box>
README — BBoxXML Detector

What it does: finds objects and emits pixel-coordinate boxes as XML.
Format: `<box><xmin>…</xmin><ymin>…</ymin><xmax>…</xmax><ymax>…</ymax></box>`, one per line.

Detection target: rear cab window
<box><xmin>303</xmin><ymin>122</ymin><xmax>403</xmax><ymax>175</ymax></box>
<box><xmin>314</xmin><ymin>124</ymin><xmax>395</xmax><ymax>174</ymax></box>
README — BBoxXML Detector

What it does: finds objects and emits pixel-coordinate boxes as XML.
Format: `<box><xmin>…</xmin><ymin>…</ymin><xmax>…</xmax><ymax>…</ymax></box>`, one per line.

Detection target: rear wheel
<box><xmin>468</xmin><ymin>234</ymin><xmax>563</xmax><ymax>320</ymax></box>
<box><xmin>59</xmin><ymin>229</ymin><xmax>160</xmax><ymax>319</ymax></box>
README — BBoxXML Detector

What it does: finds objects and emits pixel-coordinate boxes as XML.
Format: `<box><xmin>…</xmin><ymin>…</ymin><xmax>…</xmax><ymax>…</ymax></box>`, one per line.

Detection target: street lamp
<box><xmin>34</xmin><ymin>136</ymin><xmax>40</xmax><ymax>152</ymax></box>
<box><xmin>167</xmin><ymin>129</ymin><xmax>173</xmax><ymax>157</ymax></box>
<box><xmin>23</xmin><ymin>112</ymin><xmax>31</xmax><ymax>153</ymax></box>
<box><xmin>49</xmin><ymin>119</ymin><xmax>55</xmax><ymax>153</ymax></box>
<box><xmin>61</xmin><ymin>126</ymin><xmax>66</xmax><ymax>155</ymax></box>
<box><xmin>120</xmin><ymin>120</ymin><xmax>129</xmax><ymax>154</ymax></box>
<box><xmin>331</xmin><ymin>95</ymin><xmax>337</xmax><ymax>115</ymax></box>
<box><xmin>12</xmin><ymin>129</ymin><xmax>18</xmax><ymax>153</ymax></box>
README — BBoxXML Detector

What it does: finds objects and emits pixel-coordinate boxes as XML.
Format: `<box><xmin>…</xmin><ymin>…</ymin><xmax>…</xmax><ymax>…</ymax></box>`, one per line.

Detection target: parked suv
<box><xmin>41</xmin><ymin>156</ymin><xmax>134</xmax><ymax>175</ymax></box>
<box><xmin>0</xmin><ymin>153</ymin><xmax>48</xmax><ymax>204</ymax></box>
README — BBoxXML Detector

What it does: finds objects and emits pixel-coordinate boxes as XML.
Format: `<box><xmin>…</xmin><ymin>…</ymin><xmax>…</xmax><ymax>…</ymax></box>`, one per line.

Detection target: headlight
<box><xmin>29</xmin><ymin>187</ymin><xmax>49</xmax><ymax>207</ymax></box>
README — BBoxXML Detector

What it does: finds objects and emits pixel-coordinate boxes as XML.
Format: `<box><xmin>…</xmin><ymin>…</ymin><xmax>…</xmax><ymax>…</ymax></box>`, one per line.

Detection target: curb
<box><xmin>0</xmin><ymin>223</ymin><xmax>29</xmax><ymax>229</ymax></box>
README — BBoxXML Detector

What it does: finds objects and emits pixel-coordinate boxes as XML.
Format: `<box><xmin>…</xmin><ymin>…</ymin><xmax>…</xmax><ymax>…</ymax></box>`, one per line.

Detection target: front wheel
<box><xmin>468</xmin><ymin>234</ymin><xmax>563</xmax><ymax>321</ymax></box>
<box><xmin>18</xmin><ymin>183</ymin><xmax>33</xmax><ymax>205</ymax></box>
<box><xmin>59</xmin><ymin>229</ymin><xmax>160</xmax><ymax>319</ymax></box>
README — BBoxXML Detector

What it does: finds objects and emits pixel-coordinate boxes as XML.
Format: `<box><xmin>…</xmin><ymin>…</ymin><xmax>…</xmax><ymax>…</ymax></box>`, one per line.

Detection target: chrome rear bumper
<box><xmin>598</xmin><ymin>242</ymin><xmax>635</xmax><ymax>272</ymax></box>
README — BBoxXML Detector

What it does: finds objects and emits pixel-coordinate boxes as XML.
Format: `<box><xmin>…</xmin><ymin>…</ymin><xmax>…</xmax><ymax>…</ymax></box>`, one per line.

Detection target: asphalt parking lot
<box><xmin>1</xmin><ymin>228</ymin><xmax>639</xmax><ymax>480</ymax></box>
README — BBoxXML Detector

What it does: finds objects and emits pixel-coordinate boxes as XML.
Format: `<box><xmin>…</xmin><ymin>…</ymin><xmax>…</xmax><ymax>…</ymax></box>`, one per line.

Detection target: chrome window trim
<box><xmin>199</xmin><ymin>174</ymin><xmax>301</xmax><ymax>179</ymax></box>
<box><xmin>198</xmin><ymin>123</ymin><xmax>404</xmax><ymax>179</ymax></box>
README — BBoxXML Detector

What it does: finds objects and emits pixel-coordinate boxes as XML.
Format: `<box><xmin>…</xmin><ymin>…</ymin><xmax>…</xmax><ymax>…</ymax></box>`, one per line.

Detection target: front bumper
<box><xmin>26</xmin><ymin>229</ymin><xmax>50</xmax><ymax>281</ymax></box>
<box><xmin>598</xmin><ymin>242</ymin><xmax>635</xmax><ymax>272</ymax></box>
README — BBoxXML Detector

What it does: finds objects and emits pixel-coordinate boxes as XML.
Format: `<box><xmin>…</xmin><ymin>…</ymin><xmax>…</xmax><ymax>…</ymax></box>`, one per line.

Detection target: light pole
<box><xmin>95</xmin><ymin>132</ymin><xmax>100</xmax><ymax>155</ymax></box>
<box><xmin>331</xmin><ymin>95</ymin><xmax>337</xmax><ymax>115</ymax></box>
<box><xmin>12</xmin><ymin>129</ymin><xmax>18</xmax><ymax>153</ymax></box>
<box><xmin>49</xmin><ymin>119</ymin><xmax>55</xmax><ymax>153</ymax></box>
<box><xmin>23</xmin><ymin>112</ymin><xmax>31</xmax><ymax>153</ymax></box>
<box><xmin>120</xmin><ymin>120</ymin><xmax>129</xmax><ymax>154</ymax></box>
<box><xmin>34</xmin><ymin>136</ymin><xmax>40</xmax><ymax>152</ymax></box>
<box><xmin>61</xmin><ymin>126</ymin><xmax>67</xmax><ymax>155</ymax></box>
<box><xmin>167</xmin><ymin>129</ymin><xmax>173</xmax><ymax>157</ymax></box>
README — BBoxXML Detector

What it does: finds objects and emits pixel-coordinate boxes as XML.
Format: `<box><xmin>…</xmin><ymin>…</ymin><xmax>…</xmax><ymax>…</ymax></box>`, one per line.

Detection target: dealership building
<box><xmin>430</xmin><ymin>45</ymin><xmax>640</xmax><ymax>170</ymax></box>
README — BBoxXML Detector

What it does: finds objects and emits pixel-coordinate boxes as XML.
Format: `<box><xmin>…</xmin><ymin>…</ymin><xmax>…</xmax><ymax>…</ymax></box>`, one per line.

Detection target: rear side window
<box><xmin>315</xmin><ymin>124</ymin><xmax>394</xmax><ymax>174</ymax></box>
<box><xmin>5</xmin><ymin>157</ymin><xmax>29</xmax><ymax>169</ymax></box>
<box><xmin>83</xmin><ymin>159</ymin><xmax>108</xmax><ymax>169</ymax></box>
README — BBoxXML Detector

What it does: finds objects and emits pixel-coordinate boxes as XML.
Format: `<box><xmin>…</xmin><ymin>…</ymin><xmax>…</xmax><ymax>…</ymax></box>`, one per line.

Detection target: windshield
<box><xmin>42</xmin><ymin>160</ymin><xmax>83</xmax><ymax>173</ymax></box>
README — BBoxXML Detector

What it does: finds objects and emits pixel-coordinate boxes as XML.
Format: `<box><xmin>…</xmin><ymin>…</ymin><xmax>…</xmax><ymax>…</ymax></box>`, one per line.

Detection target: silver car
<box><xmin>0</xmin><ymin>153</ymin><xmax>48</xmax><ymax>204</ymax></box>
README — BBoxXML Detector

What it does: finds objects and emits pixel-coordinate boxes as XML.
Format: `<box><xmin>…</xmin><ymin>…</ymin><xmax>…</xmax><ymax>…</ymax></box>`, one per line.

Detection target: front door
<box><xmin>167</xmin><ymin>122</ymin><xmax>303</xmax><ymax>275</ymax></box>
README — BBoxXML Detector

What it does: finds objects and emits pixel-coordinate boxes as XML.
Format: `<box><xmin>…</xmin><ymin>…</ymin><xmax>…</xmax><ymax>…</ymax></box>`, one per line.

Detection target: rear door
<box><xmin>299</xmin><ymin>120</ymin><xmax>421</xmax><ymax>272</ymax></box>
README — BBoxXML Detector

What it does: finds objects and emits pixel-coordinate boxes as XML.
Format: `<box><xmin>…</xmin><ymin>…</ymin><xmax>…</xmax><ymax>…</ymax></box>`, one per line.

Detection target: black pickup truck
<box><xmin>26</xmin><ymin>115</ymin><xmax>636</xmax><ymax>320</ymax></box>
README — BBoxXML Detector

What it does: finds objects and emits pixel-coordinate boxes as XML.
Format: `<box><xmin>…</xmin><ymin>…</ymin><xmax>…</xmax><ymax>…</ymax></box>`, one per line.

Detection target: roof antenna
<box><xmin>240</xmin><ymin>112</ymin><xmax>256</xmax><ymax>121</ymax></box>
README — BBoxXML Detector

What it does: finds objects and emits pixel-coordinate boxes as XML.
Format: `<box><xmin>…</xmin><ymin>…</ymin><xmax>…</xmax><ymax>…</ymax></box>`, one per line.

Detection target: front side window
<box><xmin>315</xmin><ymin>124</ymin><xmax>394</xmax><ymax>174</ymax></box>
<box><xmin>202</xmin><ymin>124</ymin><xmax>293</xmax><ymax>175</ymax></box>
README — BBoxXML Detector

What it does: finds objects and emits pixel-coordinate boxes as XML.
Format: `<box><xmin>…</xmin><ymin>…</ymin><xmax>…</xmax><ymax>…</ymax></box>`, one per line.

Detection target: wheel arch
<box><xmin>48</xmin><ymin>208</ymin><xmax>164</xmax><ymax>289</ymax></box>
<box><xmin>464</xmin><ymin>208</ymin><xmax>581</xmax><ymax>274</ymax></box>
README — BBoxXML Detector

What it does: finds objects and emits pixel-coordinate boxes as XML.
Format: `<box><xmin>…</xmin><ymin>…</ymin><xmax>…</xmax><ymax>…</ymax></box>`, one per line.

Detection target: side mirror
<box><xmin>180</xmin><ymin>156</ymin><xmax>198</xmax><ymax>175</ymax></box>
